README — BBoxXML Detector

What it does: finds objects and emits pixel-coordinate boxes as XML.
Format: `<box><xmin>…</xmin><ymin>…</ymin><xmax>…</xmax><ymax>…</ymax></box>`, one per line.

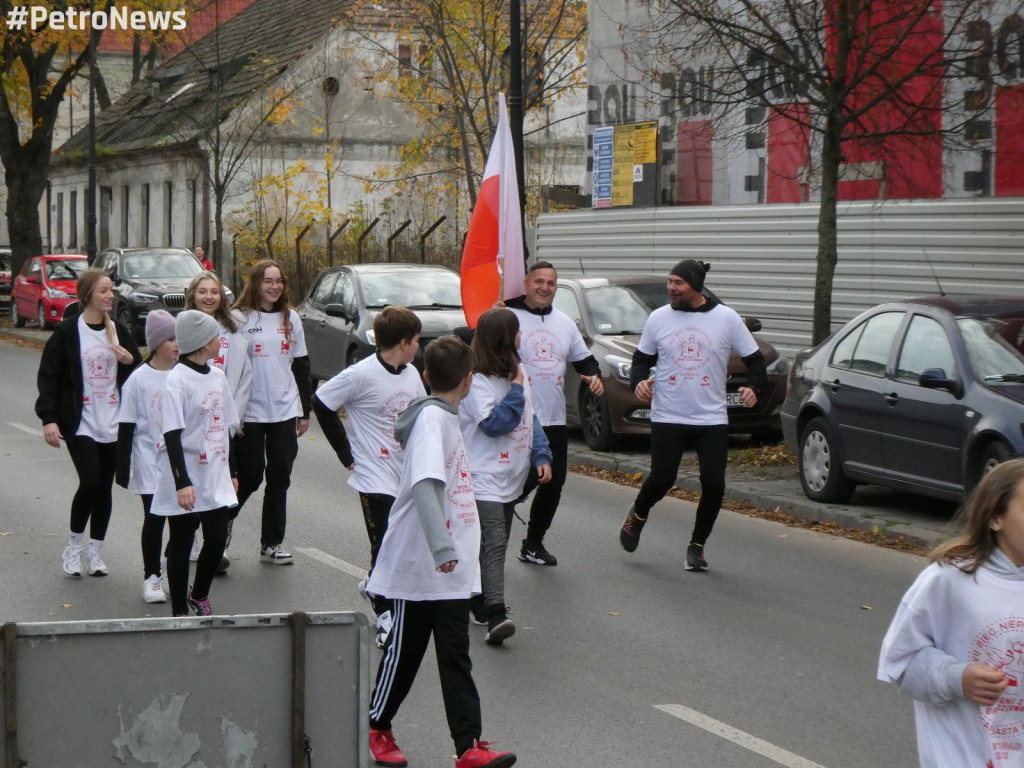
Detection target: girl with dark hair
<box><xmin>230</xmin><ymin>260</ymin><xmax>311</xmax><ymax>565</ymax></box>
<box><xmin>878</xmin><ymin>459</ymin><xmax>1024</xmax><ymax>767</ymax></box>
<box><xmin>459</xmin><ymin>308</ymin><xmax>551</xmax><ymax>645</ymax></box>
<box><xmin>186</xmin><ymin>271</ymin><xmax>252</xmax><ymax>572</ymax></box>
<box><xmin>36</xmin><ymin>268</ymin><xmax>141</xmax><ymax>577</ymax></box>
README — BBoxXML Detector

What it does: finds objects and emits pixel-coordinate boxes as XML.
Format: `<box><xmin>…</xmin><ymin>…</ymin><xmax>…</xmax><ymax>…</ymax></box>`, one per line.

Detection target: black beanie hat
<box><xmin>670</xmin><ymin>259</ymin><xmax>711</xmax><ymax>291</ymax></box>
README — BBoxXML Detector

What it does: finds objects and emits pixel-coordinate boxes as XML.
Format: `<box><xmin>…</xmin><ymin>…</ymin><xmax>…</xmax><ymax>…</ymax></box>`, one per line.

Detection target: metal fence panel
<box><xmin>535</xmin><ymin>198</ymin><xmax>1024</xmax><ymax>356</ymax></box>
<box><xmin>1</xmin><ymin>612</ymin><xmax>369</xmax><ymax>768</ymax></box>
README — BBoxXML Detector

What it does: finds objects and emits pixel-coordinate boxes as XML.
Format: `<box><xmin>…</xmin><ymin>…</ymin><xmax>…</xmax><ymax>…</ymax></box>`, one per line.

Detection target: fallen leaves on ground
<box><xmin>572</xmin><ymin>464</ymin><xmax>927</xmax><ymax>556</ymax></box>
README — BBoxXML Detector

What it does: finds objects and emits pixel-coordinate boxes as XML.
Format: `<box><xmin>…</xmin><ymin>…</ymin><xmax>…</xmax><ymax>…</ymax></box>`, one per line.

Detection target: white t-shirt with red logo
<box><xmin>118</xmin><ymin>363</ymin><xmax>171</xmax><ymax>494</ymax></box>
<box><xmin>508</xmin><ymin>307</ymin><xmax>590</xmax><ymax>427</ymax></box>
<box><xmin>314</xmin><ymin>355</ymin><xmax>426</xmax><ymax>496</ymax></box>
<box><xmin>151</xmin><ymin>364</ymin><xmax>240</xmax><ymax>516</ymax></box>
<box><xmin>210</xmin><ymin>311</ymin><xmax>252</xmax><ymax>422</ymax></box>
<box><xmin>459</xmin><ymin>368</ymin><xmax>535</xmax><ymax>502</ymax></box>
<box><xmin>636</xmin><ymin>304</ymin><xmax>758</xmax><ymax>426</ymax></box>
<box><xmin>76</xmin><ymin>317</ymin><xmax>121</xmax><ymax>442</ymax></box>
<box><xmin>367</xmin><ymin>404</ymin><xmax>481</xmax><ymax>601</ymax></box>
<box><xmin>237</xmin><ymin>309</ymin><xmax>307</xmax><ymax>423</ymax></box>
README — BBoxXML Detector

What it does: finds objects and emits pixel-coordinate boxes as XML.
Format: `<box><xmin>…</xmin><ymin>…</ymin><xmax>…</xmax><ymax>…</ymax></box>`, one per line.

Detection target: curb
<box><xmin>0</xmin><ymin>325</ymin><xmax>48</xmax><ymax>347</ymax></box>
<box><xmin>567</xmin><ymin>449</ymin><xmax>952</xmax><ymax>550</ymax></box>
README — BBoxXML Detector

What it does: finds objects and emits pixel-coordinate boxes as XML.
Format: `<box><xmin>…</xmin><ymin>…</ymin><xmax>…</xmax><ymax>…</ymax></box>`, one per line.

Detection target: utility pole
<box><xmin>508</xmin><ymin>0</ymin><xmax>527</xmax><ymax>266</ymax></box>
<box><xmin>86</xmin><ymin>0</ymin><xmax>98</xmax><ymax>264</ymax></box>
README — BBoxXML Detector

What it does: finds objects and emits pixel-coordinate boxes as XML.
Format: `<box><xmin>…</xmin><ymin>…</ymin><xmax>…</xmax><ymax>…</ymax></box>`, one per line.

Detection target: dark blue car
<box><xmin>781</xmin><ymin>297</ymin><xmax>1024</xmax><ymax>503</ymax></box>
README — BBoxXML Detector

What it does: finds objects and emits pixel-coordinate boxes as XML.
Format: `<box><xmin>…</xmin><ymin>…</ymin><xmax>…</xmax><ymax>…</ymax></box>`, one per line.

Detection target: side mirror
<box><xmin>25</xmin><ymin>275</ymin><xmax>38</xmax><ymax>284</ymax></box>
<box><xmin>325</xmin><ymin>303</ymin><xmax>350</xmax><ymax>321</ymax></box>
<box><xmin>744</xmin><ymin>317</ymin><xmax>762</xmax><ymax>333</ymax></box>
<box><xmin>919</xmin><ymin>368</ymin><xmax>960</xmax><ymax>396</ymax></box>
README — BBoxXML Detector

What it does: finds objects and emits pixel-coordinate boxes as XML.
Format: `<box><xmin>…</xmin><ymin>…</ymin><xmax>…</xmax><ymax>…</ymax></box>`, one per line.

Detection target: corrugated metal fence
<box><xmin>534</xmin><ymin>198</ymin><xmax>1024</xmax><ymax>356</ymax></box>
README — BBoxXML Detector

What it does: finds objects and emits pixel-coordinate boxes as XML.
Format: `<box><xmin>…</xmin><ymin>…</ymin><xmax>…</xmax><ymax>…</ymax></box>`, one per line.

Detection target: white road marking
<box><xmin>295</xmin><ymin>546</ymin><xmax>367</xmax><ymax>580</ymax></box>
<box><xmin>8</xmin><ymin>422</ymin><xmax>42</xmax><ymax>436</ymax></box>
<box><xmin>654</xmin><ymin>704</ymin><xmax>827</xmax><ymax>768</ymax></box>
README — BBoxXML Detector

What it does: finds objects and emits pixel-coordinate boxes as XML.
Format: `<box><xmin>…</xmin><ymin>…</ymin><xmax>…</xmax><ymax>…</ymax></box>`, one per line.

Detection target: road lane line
<box><xmin>654</xmin><ymin>704</ymin><xmax>827</xmax><ymax>768</ymax></box>
<box><xmin>295</xmin><ymin>546</ymin><xmax>367</xmax><ymax>580</ymax></box>
<box><xmin>8</xmin><ymin>422</ymin><xmax>42</xmax><ymax>436</ymax></box>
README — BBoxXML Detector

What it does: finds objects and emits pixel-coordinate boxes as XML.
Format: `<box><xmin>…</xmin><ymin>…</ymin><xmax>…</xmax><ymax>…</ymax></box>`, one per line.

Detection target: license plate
<box><xmin>726</xmin><ymin>392</ymin><xmax>743</xmax><ymax>407</ymax></box>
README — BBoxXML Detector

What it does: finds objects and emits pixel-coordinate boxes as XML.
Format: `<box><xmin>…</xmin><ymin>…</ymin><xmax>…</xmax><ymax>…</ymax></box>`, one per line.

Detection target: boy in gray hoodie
<box><xmin>365</xmin><ymin>336</ymin><xmax>516</xmax><ymax>768</ymax></box>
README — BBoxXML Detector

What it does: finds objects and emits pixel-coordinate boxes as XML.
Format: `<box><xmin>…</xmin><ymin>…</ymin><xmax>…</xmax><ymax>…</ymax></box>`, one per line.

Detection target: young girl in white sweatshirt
<box><xmin>879</xmin><ymin>458</ymin><xmax>1024</xmax><ymax>768</ymax></box>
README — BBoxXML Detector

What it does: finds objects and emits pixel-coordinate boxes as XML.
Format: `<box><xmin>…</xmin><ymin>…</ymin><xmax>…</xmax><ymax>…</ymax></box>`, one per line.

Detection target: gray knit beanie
<box><xmin>145</xmin><ymin>309</ymin><xmax>177</xmax><ymax>351</ymax></box>
<box><xmin>175</xmin><ymin>310</ymin><xmax>220</xmax><ymax>355</ymax></box>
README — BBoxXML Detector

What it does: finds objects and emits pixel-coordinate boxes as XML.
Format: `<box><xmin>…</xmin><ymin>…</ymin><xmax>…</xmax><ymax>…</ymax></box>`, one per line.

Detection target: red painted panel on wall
<box><xmin>767</xmin><ymin>106</ymin><xmax>810</xmax><ymax>203</ymax></box>
<box><xmin>676</xmin><ymin>121</ymin><xmax>713</xmax><ymax>205</ymax></box>
<box><xmin>995</xmin><ymin>85</ymin><xmax>1024</xmax><ymax>196</ymax></box>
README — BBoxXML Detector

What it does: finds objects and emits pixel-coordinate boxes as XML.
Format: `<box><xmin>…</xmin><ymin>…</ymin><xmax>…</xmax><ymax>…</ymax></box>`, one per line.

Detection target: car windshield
<box><xmin>582</xmin><ymin>283</ymin><xmax>669</xmax><ymax>334</ymax></box>
<box><xmin>360</xmin><ymin>270</ymin><xmax>462</xmax><ymax>309</ymax></box>
<box><xmin>47</xmin><ymin>259</ymin><xmax>86</xmax><ymax>281</ymax></box>
<box><xmin>958</xmin><ymin>314</ymin><xmax>1024</xmax><ymax>381</ymax></box>
<box><xmin>122</xmin><ymin>252</ymin><xmax>203</xmax><ymax>280</ymax></box>
<box><xmin>0</xmin><ymin>252</ymin><xmax>10</xmax><ymax>272</ymax></box>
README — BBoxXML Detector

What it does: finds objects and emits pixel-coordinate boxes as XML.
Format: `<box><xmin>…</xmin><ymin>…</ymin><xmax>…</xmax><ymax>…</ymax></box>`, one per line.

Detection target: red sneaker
<box><xmin>369</xmin><ymin>727</ymin><xmax>408</xmax><ymax>767</ymax></box>
<box><xmin>454</xmin><ymin>740</ymin><xmax>517</xmax><ymax>768</ymax></box>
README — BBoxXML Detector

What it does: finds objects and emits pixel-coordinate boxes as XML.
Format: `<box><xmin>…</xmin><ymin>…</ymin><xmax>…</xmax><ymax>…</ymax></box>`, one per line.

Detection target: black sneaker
<box><xmin>469</xmin><ymin>595</ymin><xmax>488</xmax><ymax>626</ymax></box>
<box><xmin>518</xmin><ymin>539</ymin><xmax>557</xmax><ymax>566</ymax></box>
<box><xmin>619</xmin><ymin>506</ymin><xmax>646</xmax><ymax>553</ymax></box>
<box><xmin>485</xmin><ymin>609</ymin><xmax>516</xmax><ymax>645</ymax></box>
<box><xmin>685</xmin><ymin>543</ymin><xmax>709</xmax><ymax>572</ymax></box>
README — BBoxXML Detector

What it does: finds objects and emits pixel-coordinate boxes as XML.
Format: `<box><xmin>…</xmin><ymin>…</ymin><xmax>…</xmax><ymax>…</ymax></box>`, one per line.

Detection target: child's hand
<box><xmin>536</xmin><ymin>463</ymin><xmax>552</xmax><ymax>484</ymax></box>
<box><xmin>436</xmin><ymin>560</ymin><xmax>457</xmax><ymax>573</ymax></box>
<box><xmin>962</xmin><ymin>662</ymin><xmax>1008</xmax><ymax>705</ymax></box>
<box><xmin>110</xmin><ymin>344</ymin><xmax>135</xmax><ymax>365</ymax></box>
<box><xmin>510</xmin><ymin>366</ymin><xmax>524</xmax><ymax>385</ymax></box>
<box><xmin>177</xmin><ymin>486</ymin><xmax>196</xmax><ymax>512</ymax></box>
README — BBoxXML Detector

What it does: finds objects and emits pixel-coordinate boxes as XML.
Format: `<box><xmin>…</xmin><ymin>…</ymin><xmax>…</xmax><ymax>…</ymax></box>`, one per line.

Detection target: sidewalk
<box><xmin>566</xmin><ymin>442</ymin><xmax>959</xmax><ymax>551</ymax></box>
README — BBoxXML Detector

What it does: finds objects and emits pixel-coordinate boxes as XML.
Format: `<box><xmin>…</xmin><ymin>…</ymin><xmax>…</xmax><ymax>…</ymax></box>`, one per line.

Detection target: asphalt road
<box><xmin>0</xmin><ymin>337</ymin><xmax>924</xmax><ymax>767</ymax></box>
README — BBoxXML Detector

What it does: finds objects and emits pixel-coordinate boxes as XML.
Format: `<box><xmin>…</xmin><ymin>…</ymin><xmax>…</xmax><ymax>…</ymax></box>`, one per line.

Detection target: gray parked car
<box><xmin>298</xmin><ymin>263</ymin><xmax>473</xmax><ymax>385</ymax></box>
<box><xmin>781</xmin><ymin>297</ymin><xmax>1024</xmax><ymax>503</ymax></box>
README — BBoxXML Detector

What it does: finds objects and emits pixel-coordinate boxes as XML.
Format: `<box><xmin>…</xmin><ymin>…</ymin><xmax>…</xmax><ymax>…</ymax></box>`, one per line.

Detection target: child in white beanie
<box><xmin>151</xmin><ymin>310</ymin><xmax>240</xmax><ymax>616</ymax></box>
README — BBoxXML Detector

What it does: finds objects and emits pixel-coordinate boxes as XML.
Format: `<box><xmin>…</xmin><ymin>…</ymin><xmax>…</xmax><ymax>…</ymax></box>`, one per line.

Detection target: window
<box><xmin>163</xmin><ymin>181</ymin><xmax>173</xmax><ymax>246</ymax></box>
<box><xmin>896</xmin><ymin>315</ymin><xmax>956</xmax><ymax>381</ymax></box>
<box><xmin>189</xmin><ymin>179</ymin><xmax>198</xmax><ymax>247</ymax></box>
<box><xmin>848</xmin><ymin>312</ymin><xmax>903</xmax><ymax>375</ymax></box>
<box><xmin>552</xmin><ymin>287</ymin><xmax>584</xmax><ymax>331</ymax></box>
<box><xmin>311</xmin><ymin>273</ymin><xmax>337</xmax><ymax>305</ymax></box>
<box><xmin>830</xmin><ymin>324</ymin><xmax>864</xmax><ymax>368</ymax></box>
<box><xmin>141</xmin><ymin>184</ymin><xmax>150</xmax><ymax>245</ymax></box>
<box><xmin>121</xmin><ymin>186</ymin><xmax>130</xmax><ymax>246</ymax></box>
<box><xmin>398</xmin><ymin>44</ymin><xmax>412</xmax><ymax>75</ymax></box>
<box><xmin>330</xmin><ymin>273</ymin><xmax>355</xmax><ymax>312</ymax></box>
<box><xmin>56</xmin><ymin>193</ymin><xmax>64</xmax><ymax>249</ymax></box>
<box><xmin>27</xmin><ymin>258</ymin><xmax>41</xmax><ymax>279</ymax></box>
<box><xmin>69</xmin><ymin>190</ymin><xmax>78</xmax><ymax>249</ymax></box>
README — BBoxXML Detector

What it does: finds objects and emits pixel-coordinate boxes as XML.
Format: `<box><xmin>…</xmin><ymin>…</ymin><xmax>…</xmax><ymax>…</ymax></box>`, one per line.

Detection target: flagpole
<box><xmin>509</xmin><ymin>0</ymin><xmax>526</xmax><ymax>268</ymax></box>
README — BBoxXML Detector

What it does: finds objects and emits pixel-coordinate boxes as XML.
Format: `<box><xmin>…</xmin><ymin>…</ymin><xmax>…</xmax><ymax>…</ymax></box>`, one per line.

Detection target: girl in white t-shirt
<box><xmin>154</xmin><ymin>310</ymin><xmax>240</xmax><ymax>617</ymax></box>
<box><xmin>231</xmin><ymin>260</ymin><xmax>312</xmax><ymax>565</ymax></box>
<box><xmin>879</xmin><ymin>459</ymin><xmax>1024</xmax><ymax>768</ymax></box>
<box><xmin>185</xmin><ymin>271</ymin><xmax>253</xmax><ymax>573</ymax></box>
<box><xmin>115</xmin><ymin>310</ymin><xmax>178</xmax><ymax>605</ymax></box>
<box><xmin>460</xmin><ymin>308</ymin><xmax>551</xmax><ymax>645</ymax></box>
<box><xmin>35</xmin><ymin>269</ymin><xmax>141</xmax><ymax>579</ymax></box>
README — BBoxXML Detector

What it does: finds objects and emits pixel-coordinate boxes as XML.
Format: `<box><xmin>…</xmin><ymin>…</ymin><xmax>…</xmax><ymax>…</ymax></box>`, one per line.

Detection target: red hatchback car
<box><xmin>12</xmin><ymin>254</ymin><xmax>88</xmax><ymax>329</ymax></box>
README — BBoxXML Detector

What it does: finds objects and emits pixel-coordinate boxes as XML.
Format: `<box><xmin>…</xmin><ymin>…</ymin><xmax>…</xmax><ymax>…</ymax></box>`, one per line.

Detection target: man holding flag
<box><xmin>461</xmin><ymin>96</ymin><xmax>603</xmax><ymax>567</ymax></box>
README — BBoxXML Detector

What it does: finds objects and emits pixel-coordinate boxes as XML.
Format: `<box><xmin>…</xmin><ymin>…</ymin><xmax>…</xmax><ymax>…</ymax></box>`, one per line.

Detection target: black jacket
<box><xmin>35</xmin><ymin>316</ymin><xmax>142</xmax><ymax>437</ymax></box>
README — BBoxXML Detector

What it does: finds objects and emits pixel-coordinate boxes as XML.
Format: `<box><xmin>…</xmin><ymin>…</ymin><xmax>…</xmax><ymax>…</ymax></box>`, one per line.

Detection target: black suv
<box><xmin>94</xmin><ymin>247</ymin><xmax>227</xmax><ymax>342</ymax></box>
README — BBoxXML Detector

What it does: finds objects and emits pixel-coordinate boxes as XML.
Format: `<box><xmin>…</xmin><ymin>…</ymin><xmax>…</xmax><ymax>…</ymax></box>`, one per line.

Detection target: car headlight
<box><xmin>47</xmin><ymin>288</ymin><xmax>71</xmax><ymax>298</ymax></box>
<box><xmin>365</xmin><ymin>329</ymin><xmax>376</xmax><ymax>345</ymax></box>
<box><xmin>133</xmin><ymin>292</ymin><xmax>159</xmax><ymax>304</ymax></box>
<box><xmin>606</xmin><ymin>354</ymin><xmax>632</xmax><ymax>382</ymax></box>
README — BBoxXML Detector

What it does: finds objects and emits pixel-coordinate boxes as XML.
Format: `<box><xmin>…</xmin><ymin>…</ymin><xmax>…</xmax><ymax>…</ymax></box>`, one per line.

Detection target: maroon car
<box><xmin>11</xmin><ymin>254</ymin><xmax>88</xmax><ymax>329</ymax></box>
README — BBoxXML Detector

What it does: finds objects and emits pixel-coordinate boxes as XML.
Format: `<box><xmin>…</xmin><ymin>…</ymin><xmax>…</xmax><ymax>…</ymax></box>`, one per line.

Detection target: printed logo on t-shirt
<box><xmin>379</xmin><ymin>447</ymin><xmax>390</xmax><ymax>459</ymax></box>
<box><xmin>200</xmin><ymin>389</ymin><xmax>229</xmax><ymax>462</ymax></box>
<box><xmin>670</xmin><ymin>328</ymin><xmax>713</xmax><ymax>380</ymax></box>
<box><xmin>199</xmin><ymin>451</ymin><xmax>208</xmax><ymax>464</ymax></box>
<box><xmin>523</xmin><ymin>329</ymin><xmax>562</xmax><ymax>380</ymax></box>
<box><xmin>253</xmin><ymin>342</ymin><xmax>264</xmax><ymax>357</ymax></box>
<box><xmin>970</xmin><ymin>616</ymin><xmax>1024</xmax><ymax>766</ymax></box>
<box><xmin>281</xmin><ymin>339</ymin><xmax>290</xmax><ymax>353</ymax></box>
<box><xmin>444</xmin><ymin>446</ymin><xmax>476</xmax><ymax>513</ymax></box>
<box><xmin>212</xmin><ymin>337</ymin><xmax>228</xmax><ymax>370</ymax></box>
<box><xmin>499</xmin><ymin>450</ymin><xmax>510</xmax><ymax>463</ymax></box>
<box><xmin>83</xmin><ymin>344</ymin><xmax>117</xmax><ymax>406</ymax></box>
<box><xmin>376</xmin><ymin>390</ymin><xmax>416</xmax><ymax>447</ymax></box>
<box><xmin>148</xmin><ymin>390</ymin><xmax>164</xmax><ymax>433</ymax></box>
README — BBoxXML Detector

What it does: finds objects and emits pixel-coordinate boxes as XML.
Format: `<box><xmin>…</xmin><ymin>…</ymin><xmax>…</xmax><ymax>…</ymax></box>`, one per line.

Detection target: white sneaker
<box><xmin>375</xmin><ymin>610</ymin><xmax>393</xmax><ymax>649</ymax></box>
<box><xmin>259</xmin><ymin>544</ymin><xmax>293</xmax><ymax>565</ymax></box>
<box><xmin>143</xmin><ymin>575</ymin><xmax>167</xmax><ymax>603</ymax></box>
<box><xmin>189</xmin><ymin>538</ymin><xmax>201</xmax><ymax>562</ymax></box>
<box><xmin>87</xmin><ymin>551</ymin><xmax>109</xmax><ymax>577</ymax></box>
<box><xmin>62</xmin><ymin>544</ymin><xmax>83</xmax><ymax>578</ymax></box>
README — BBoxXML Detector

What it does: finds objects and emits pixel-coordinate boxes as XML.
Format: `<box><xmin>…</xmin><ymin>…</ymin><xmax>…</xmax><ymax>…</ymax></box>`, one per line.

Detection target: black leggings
<box><xmin>139</xmin><ymin>495</ymin><xmax>165</xmax><ymax>578</ymax></box>
<box><xmin>232</xmin><ymin>420</ymin><xmax>298</xmax><ymax>547</ymax></box>
<box><xmin>517</xmin><ymin>424</ymin><xmax>568</xmax><ymax>544</ymax></box>
<box><xmin>64</xmin><ymin>436</ymin><xmax>117</xmax><ymax>540</ymax></box>
<box><xmin>359</xmin><ymin>492</ymin><xmax>395</xmax><ymax>616</ymax></box>
<box><xmin>165</xmin><ymin>508</ymin><xmax>230</xmax><ymax>616</ymax></box>
<box><xmin>632</xmin><ymin>423</ymin><xmax>729</xmax><ymax>546</ymax></box>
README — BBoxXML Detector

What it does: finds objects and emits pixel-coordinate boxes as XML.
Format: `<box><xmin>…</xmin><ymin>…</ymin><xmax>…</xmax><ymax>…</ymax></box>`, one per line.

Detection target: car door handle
<box><xmin>884</xmin><ymin>393</ymin><xmax>899</xmax><ymax>405</ymax></box>
<box><xmin>827</xmin><ymin>379</ymin><xmax>841</xmax><ymax>393</ymax></box>
<box><xmin>319</xmin><ymin>319</ymin><xmax>327</xmax><ymax>328</ymax></box>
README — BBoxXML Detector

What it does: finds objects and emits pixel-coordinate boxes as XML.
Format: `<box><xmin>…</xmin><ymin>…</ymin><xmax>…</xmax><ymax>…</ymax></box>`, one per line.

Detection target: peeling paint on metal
<box><xmin>221</xmin><ymin>718</ymin><xmax>258</xmax><ymax>767</ymax></box>
<box><xmin>112</xmin><ymin>694</ymin><xmax>200</xmax><ymax>768</ymax></box>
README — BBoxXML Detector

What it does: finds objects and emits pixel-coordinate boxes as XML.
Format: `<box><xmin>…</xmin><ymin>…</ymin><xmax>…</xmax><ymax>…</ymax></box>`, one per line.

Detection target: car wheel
<box><xmin>37</xmin><ymin>303</ymin><xmax>51</xmax><ymax>330</ymax></box>
<box><xmin>798</xmin><ymin>416</ymin><xmax>855</xmax><ymax>503</ymax></box>
<box><xmin>347</xmin><ymin>348</ymin><xmax>364</xmax><ymax>368</ymax></box>
<box><xmin>11</xmin><ymin>300</ymin><xmax>25</xmax><ymax>328</ymax></box>
<box><xmin>580</xmin><ymin>387</ymin><xmax>615</xmax><ymax>452</ymax></box>
<box><xmin>979</xmin><ymin>441</ymin><xmax>1013</xmax><ymax>479</ymax></box>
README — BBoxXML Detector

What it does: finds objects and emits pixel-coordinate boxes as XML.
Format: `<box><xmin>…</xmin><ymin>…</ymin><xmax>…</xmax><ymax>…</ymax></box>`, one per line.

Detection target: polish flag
<box><xmin>461</xmin><ymin>93</ymin><xmax>525</xmax><ymax>329</ymax></box>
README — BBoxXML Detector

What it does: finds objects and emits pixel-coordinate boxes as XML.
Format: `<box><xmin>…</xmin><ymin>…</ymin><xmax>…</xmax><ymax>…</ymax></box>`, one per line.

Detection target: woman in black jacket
<box><xmin>36</xmin><ymin>268</ymin><xmax>141</xmax><ymax>578</ymax></box>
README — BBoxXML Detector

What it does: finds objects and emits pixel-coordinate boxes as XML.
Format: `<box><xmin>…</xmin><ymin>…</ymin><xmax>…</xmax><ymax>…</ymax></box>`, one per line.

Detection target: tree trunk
<box><xmin>813</xmin><ymin>116</ymin><xmax>842</xmax><ymax>345</ymax></box>
<box><xmin>3</xmin><ymin>146</ymin><xmax>49</xmax><ymax>279</ymax></box>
